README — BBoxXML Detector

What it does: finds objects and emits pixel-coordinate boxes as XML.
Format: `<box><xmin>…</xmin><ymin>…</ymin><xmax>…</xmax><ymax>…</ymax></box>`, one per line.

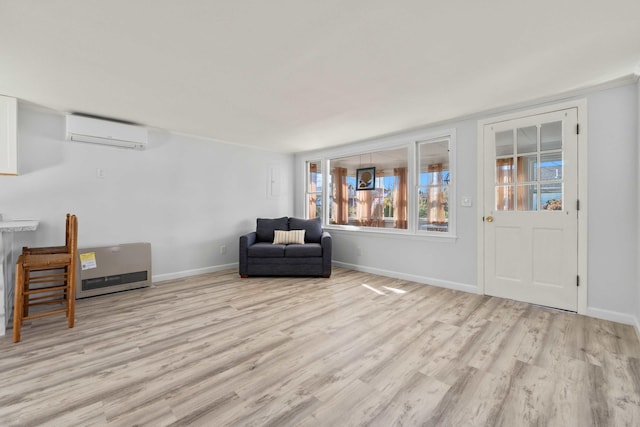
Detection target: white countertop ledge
<box><xmin>0</xmin><ymin>220</ymin><xmax>40</xmax><ymax>232</ymax></box>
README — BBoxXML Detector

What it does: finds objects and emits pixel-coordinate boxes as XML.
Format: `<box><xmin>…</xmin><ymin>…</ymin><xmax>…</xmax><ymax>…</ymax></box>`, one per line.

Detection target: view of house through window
<box><xmin>418</xmin><ymin>138</ymin><xmax>451</xmax><ymax>232</ymax></box>
<box><xmin>328</xmin><ymin>147</ymin><xmax>408</xmax><ymax>229</ymax></box>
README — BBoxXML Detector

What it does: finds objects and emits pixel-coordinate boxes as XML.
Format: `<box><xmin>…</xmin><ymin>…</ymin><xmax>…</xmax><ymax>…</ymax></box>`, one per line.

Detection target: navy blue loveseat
<box><xmin>239</xmin><ymin>217</ymin><xmax>332</xmax><ymax>278</ymax></box>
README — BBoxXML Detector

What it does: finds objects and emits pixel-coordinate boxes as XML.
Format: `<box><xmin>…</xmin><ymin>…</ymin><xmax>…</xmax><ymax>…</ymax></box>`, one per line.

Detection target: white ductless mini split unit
<box><xmin>66</xmin><ymin>114</ymin><xmax>148</xmax><ymax>149</ymax></box>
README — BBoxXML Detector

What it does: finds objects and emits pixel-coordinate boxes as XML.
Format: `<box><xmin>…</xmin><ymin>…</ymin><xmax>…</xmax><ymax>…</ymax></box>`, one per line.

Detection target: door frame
<box><xmin>476</xmin><ymin>99</ymin><xmax>588</xmax><ymax>314</ymax></box>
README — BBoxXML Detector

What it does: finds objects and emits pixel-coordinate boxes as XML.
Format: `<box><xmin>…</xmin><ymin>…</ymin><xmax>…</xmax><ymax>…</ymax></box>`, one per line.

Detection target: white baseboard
<box><xmin>332</xmin><ymin>261</ymin><xmax>478</xmax><ymax>294</ymax></box>
<box><xmin>153</xmin><ymin>262</ymin><xmax>238</xmax><ymax>283</ymax></box>
<box><xmin>586</xmin><ymin>307</ymin><xmax>639</xmax><ymax>328</ymax></box>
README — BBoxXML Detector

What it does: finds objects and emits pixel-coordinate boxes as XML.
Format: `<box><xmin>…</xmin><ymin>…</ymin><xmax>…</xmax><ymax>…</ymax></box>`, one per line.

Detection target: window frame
<box><xmin>327</xmin><ymin>146</ymin><xmax>409</xmax><ymax>229</ymax></box>
<box><xmin>416</xmin><ymin>135</ymin><xmax>456</xmax><ymax>237</ymax></box>
<box><xmin>304</xmin><ymin>160</ymin><xmax>323</xmax><ymax>220</ymax></box>
<box><xmin>301</xmin><ymin>129</ymin><xmax>457</xmax><ymax>239</ymax></box>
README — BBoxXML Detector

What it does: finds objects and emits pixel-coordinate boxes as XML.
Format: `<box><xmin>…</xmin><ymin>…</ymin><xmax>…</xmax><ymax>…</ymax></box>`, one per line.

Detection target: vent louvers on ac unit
<box><xmin>66</xmin><ymin>114</ymin><xmax>148</xmax><ymax>149</ymax></box>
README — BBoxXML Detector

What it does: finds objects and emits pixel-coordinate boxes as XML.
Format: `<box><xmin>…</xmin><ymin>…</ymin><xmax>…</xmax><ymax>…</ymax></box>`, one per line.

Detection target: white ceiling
<box><xmin>1</xmin><ymin>1</ymin><xmax>639</xmax><ymax>153</ymax></box>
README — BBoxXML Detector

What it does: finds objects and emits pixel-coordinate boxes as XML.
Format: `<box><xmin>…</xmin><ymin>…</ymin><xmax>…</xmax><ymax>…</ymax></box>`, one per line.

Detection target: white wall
<box><xmin>6</xmin><ymin>84</ymin><xmax>638</xmax><ymax>323</ymax></box>
<box><xmin>2</xmin><ymin>107</ymin><xmax>294</xmax><ymax>279</ymax></box>
<box><xmin>587</xmin><ymin>84</ymin><xmax>638</xmax><ymax>320</ymax></box>
<box><xmin>637</xmin><ymin>78</ymin><xmax>640</xmax><ymax>332</ymax></box>
<box><xmin>295</xmin><ymin>81</ymin><xmax>640</xmax><ymax>323</ymax></box>
<box><xmin>294</xmin><ymin>121</ymin><xmax>478</xmax><ymax>293</ymax></box>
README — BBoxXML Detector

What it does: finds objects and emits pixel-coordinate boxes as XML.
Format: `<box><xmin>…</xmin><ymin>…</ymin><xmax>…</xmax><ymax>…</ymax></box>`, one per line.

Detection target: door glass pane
<box><xmin>496</xmin><ymin>130</ymin><xmax>514</xmax><ymax>156</ymax></box>
<box><xmin>540</xmin><ymin>152</ymin><xmax>562</xmax><ymax>181</ymax></box>
<box><xmin>541</xmin><ymin>183</ymin><xmax>563</xmax><ymax>210</ymax></box>
<box><xmin>517</xmin><ymin>126</ymin><xmax>537</xmax><ymax>154</ymax></box>
<box><xmin>495</xmin><ymin>185</ymin><xmax>514</xmax><ymax>211</ymax></box>
<box><xmin>516</xmin><ymin>184</ymin><xmax>538</xmax><ymax>211</ymax></box>
<box><xmin>541</xmin><ymin>121</ymin><xmax>562</xmax><ymax>151</ymax></box>
<box><xmin>495</xmin><ymin>121</ymin><xmax>564</xmax><ymax>212</ymax></box>
<box><xmin>516</xmin><ymin>154</ymin><xmax>537</xmax><ymax>182</ymax></box>
<box><xmin>496</xmin><ymin>158</ymin><xmax>514</xmax><ymax>184</ymax></box>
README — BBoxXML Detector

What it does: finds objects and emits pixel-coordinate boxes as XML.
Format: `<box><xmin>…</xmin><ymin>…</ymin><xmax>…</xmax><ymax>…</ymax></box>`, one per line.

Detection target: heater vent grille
<box><xmin>77</xmin><ymin>243</ymin><xmax>151</xmax><ymax>299</ymax></box>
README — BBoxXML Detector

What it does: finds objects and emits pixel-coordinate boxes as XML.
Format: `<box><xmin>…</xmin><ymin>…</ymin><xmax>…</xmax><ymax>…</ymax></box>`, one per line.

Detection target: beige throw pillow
<box><xmin>273</xmin><ymin>229</ymin><xmax>306</xmax><ymax>244</ymax></box>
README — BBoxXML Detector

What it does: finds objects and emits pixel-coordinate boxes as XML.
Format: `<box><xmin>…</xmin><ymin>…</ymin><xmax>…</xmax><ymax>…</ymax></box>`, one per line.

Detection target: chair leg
<box><xmin>63</xmin><ymin>266</ymin><xmax>69</xmax><ymax>318</ymax></box>
<box><xmin>22</xmin><ymin>269</ymin><xmax>29</xmax><ymax>317</ymax></box>
<box><xmin>68</xmin><ymin>214</ymin><xmax>77</xmax><ymax>328</ymax></box>
<box><xmin>67</xmin><ymin>283</ymin><xmax>75</xmax><ymax>328</ymax></box>
<box><xmin>13</xmin><ymin>262</ymin><xmax>24</xmax><ymax>343</ymax></box>
<box><xmin>68</xmin><ymin>265</ymin><xmax>76</xmax><ymax>329</ymax></box>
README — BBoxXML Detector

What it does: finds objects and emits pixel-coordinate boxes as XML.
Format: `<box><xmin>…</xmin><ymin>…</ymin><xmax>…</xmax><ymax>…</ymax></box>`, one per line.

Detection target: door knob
<box><xmin>486</xmin><ymin>216</ymin><xmax>494</xmax><ymax>222</ymax></box>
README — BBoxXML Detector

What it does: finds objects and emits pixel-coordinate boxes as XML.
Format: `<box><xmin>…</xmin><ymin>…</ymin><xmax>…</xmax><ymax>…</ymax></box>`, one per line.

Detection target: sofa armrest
<box><xmin>321</xmin><ymin>231</ymin><xmax>332</xmax><ymax>277</ymax></box>
<box><xmin>239</xmin><ymin>232</ymin><xmax>257</xmax><ymax>277</ymax></box>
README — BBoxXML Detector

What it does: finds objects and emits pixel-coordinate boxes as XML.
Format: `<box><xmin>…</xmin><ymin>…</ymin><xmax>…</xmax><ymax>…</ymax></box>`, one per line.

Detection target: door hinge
<box><xmin>576</xmin><ymin>275</ymin><xmax>580</xmax><ymax>287</ymax></box>
<box><xmin>576</xmin><ymin>199</ymin><xmax>580</xmax><ymax>211</ymax></box>
<box><xmin>576</xmin><ymin>123</ymin><xmax>580</xmax><ymax>135</ymax></box>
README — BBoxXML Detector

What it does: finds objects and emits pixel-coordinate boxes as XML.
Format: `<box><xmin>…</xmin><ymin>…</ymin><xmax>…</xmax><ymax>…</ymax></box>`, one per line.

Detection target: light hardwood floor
<box><xmin>1</xmin><ymin>267</ymin><xmax>639</xmax><ymax>426</ymax></box>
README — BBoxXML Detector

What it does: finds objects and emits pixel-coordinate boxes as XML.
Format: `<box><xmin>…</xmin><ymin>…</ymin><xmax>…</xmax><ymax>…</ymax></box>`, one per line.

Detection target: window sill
<box><xmin>323</xmin><ymin>224</ymin><xmax>458</xmax><ymax>242</ymax></box>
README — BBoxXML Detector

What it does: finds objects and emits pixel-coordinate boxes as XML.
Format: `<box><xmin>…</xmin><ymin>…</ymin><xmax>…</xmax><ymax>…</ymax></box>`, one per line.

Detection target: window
<box><xmin>418</xmin><ymin>138</ymin><xmax>451</xmax><ymax>233</ymax></box>
<box><xmin>305</xmin><ymin>160</ymin><xmax>322</xmax><ymax>219</ymax></box>
<box><xmin>328</xmin><ymin>147</ymin><xmax>408</xmax><ymax>229</ymax></box>
<box><xmin>494</xmin><ymin>122</ymin><xmax>563</xmax><ymax>212</ymax></box>
<box><xmin>303</xmin><ymin>130</ymin><xmax>455</xmax><ymax>237</ymax></box>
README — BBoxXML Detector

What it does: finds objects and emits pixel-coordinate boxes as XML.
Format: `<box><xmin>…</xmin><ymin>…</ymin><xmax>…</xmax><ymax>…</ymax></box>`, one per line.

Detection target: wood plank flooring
<box><xmin>1</xmin><ymin>267</ymin><xmax>639</xmax><ymax>426</ymax></box>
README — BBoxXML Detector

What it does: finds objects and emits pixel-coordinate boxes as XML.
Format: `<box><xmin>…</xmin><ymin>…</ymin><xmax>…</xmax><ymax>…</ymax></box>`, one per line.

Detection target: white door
<box><xmin>483</xmin><ymin>108</ymin><xmax>578</xmax><ymax>311</ymax></box>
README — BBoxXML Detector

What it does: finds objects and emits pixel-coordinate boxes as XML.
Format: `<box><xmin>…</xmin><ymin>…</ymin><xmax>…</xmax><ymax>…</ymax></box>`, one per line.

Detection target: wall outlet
<box><xmin>220</xmin><ymin>245</ymin><xmax>227</xmax><ymax>254</ymax></box>
<box><xmin>96</xmin><ymin>168</ymin><xmax>105</xmax><ymax>179</ymax></box>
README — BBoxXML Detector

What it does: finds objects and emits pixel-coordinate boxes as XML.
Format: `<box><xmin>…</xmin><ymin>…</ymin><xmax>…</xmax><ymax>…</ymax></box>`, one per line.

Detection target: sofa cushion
<box><xmin>285</xmin><ymin>243</ymin><xmax>322</xmax><ymax>257</ymax></box>
<box><xmin>248</xmin><ymin>242</ymin><xmax>286</xmax><ymax>258</ymax></box>
<box><xmin>289</xmin><ymin>217</ymin><xmax>322</xmax><ymax>243</ymax></box>
<box><xmin>273</xmin><ymin>229</ymin><xmax>305</xmax><ymax>245</ymax></box>
<box><xmin>256</xmin><ymin>217</ymin><xmax>289</xmax><ymax>242</ymax></box>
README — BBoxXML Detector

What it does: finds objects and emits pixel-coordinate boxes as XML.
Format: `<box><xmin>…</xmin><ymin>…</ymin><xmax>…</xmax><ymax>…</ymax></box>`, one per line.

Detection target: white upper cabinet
<box><xmin>0</xmin><ymin>95</ymin><xmax>17</xmax><ymax>176</ymax></box>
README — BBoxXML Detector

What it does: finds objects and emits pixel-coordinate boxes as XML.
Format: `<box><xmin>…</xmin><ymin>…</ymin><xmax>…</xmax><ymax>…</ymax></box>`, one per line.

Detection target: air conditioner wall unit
<box><xmin>66</xmin><ymin>114</ymin><xmax>148</xmax><ymax>149</ymax></box>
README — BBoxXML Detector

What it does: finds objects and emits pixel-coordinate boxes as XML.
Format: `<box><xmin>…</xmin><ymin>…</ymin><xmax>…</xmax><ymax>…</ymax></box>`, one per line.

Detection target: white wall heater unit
<box><xmin>66</xmin><ymin>114</ymin><xmax>148</xmax><ymax>149</ymax></box>
<box><xmin>76</xmin><ymin>243</ymin><xmax>152</xmax><ymax>299</ymax></box>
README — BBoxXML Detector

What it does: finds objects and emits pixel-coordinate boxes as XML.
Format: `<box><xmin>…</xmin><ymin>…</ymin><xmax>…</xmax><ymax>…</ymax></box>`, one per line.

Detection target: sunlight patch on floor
<box><xmin>382</xmin><ymin>286</ymin><xmax>406</xmax><ymax>294</ymax></box>
<box><xmin>361</xmin><ymin>284</ymin><xmax>386</xmax><ymax>295</ymax></box>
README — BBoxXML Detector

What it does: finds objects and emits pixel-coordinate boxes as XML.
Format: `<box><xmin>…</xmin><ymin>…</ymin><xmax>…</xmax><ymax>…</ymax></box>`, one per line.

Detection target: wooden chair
<box><xmin>22</xmin><ymin>213</ymin><xmax>72</xmax><ymax>255</ymax></box>
<box><xmin>13</xmin><ymin>214</ymin><xmax>78</xmax><ymax>342</ymax></box>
